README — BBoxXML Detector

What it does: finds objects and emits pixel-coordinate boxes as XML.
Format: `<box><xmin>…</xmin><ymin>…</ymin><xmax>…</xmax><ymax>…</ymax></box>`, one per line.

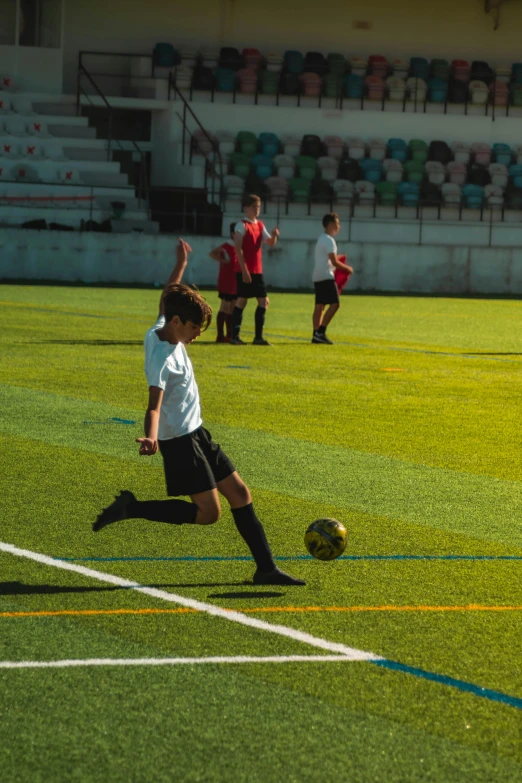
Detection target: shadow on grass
<box><xmin>208</xmin><ymin>591</ymin><xmax>284</xmax><ymax>599</ymax></box>
<box><xmin>0</xmin><ymin>580</ymin><xmax>250</xmax><ymax>595</ymax></box>
<box><xmin>34</xmin><ymin>340</ymin><xmax>143</xmax><ymax>346</ymax></box>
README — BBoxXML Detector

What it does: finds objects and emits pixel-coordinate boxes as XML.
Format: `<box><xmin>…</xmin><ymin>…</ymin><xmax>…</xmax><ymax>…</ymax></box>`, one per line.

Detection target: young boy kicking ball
<box><xmin>208</xmin><ymin>222</ymin><xmax>238</xmax><ymax>343</ymax></box>
<box><xmin>312</xmin><ymin>213</ymin><xmax>353</xmax><ymax>345</ymax></box>
<box><xmin>231</xmin><ymin>194</ymin><xmax>279</xmax><ymax>346</ymax></box>
<box><xmin>93</xmin><ymin>238</ymin><xmax>304</xmax><ymax>587</ymax></box>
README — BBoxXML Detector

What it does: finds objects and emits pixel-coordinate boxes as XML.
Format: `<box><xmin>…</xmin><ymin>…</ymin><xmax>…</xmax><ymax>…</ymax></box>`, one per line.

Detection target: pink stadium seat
<box><xmin>451</xmin><ymin>60</ymin><xmax>470</xmax><ymax>82</ymax></box>
<box><xmin>446</xmin><ymin>162</ymin><xmax>468</xmax><ymax>185</ymax></box>
<box><xmin>323</xmin><ymin>136</ymin><xmax>344</xmax><ymax>160</ymax></box>
<box><xmin>237</xmin><ymin>68</ymin><xmax>258</xmax><ymax>94</ymax></box>
<box><xmin>242</xmin><ymin>49</ymin><xmax>263</xmax><ymax>71</ymax></box>
<box><xmin>301</xmin><ymin>72</ymin><xmax>322</xmax><ymax>97</ymax></box>
<box><xmin>365</xmin><ymin>75</ymin><xmax>386</xmax><ymax>100</ymax></box>
<box><xmin>489</xmin><ymin>81</ymin><xmax>508</xmax><ymax>106</ymax></box>
<box><xmin>471</xmin><ymin>142</ymin><xmax>492</xmax><ymax>166</ymax></box>
<box><xmin>369</xmin><ymin>55</ymin><xmax>388</xmax><ymax>78</ymax></box>
<box><xmin>383</xmin><ymin>158</ymin><xmax>403</xmax><ymax>183</ymax></box>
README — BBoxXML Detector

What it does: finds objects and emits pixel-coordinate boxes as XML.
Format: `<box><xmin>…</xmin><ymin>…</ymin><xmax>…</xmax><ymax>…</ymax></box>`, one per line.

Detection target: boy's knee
<box><xmin>235</xmin><ymin>483</ymin><xmax>252</xmax><ymax>507</ymax></box>
<box><xmin>196</xmin><ymin>504</ymin><xmax>221</xmax><ymax>525</ymax></box>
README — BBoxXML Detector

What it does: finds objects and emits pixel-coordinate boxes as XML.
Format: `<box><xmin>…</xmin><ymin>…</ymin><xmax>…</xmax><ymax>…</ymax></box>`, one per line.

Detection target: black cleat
<box><xmin>253</xmin><ymin>568</ymin><xmax>306</xmax><ymax>586</ymax></box>
<box><xmin>312</xmin><ymin>332</ymin><xmax>333</xmax><ymax>344</ymax></box>
<box><xmin>93</xmin><ymin>490</ymin><xmax>135</xmax><ymax>532</ymax></box>
<box><xmin>252</xmin><ymin>337</ymin><xmax>272</xmax><ymax>346</ymax></box>
<box><xmin>230</xmin><ymin>336</ymin><xmax>247</xmax><ymax>345</ymax></box>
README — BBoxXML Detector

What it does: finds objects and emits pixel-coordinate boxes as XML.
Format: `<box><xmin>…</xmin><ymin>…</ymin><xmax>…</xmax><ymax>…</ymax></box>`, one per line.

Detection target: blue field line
<box><xmin>372</xmin><ymin>659</ymin><xmax>522</xmax><ymax>710</ymax></box>
<box><xmin>59</xmin><ymin>554</ymin><xmax>522</xmax><ymax>563</ymax></box>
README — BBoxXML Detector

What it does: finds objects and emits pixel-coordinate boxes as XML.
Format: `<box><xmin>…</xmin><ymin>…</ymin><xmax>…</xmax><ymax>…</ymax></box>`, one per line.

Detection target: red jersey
<box><xmin>217</xmin><ymin>242</ymin><xmax>239</xmax><ymax>295</ymax></box>
<box><xmin>240</xmin><ymin>219</ymin><xmax>267</xmax><ymax>274</ymax></box>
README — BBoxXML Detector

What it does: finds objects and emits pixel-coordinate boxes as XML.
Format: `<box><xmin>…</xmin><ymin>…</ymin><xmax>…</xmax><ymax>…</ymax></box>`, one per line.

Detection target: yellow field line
<box><xmin>2</xmin><ymin>605</ymin><xmax>522</xmax><ymax>619</ymax></box>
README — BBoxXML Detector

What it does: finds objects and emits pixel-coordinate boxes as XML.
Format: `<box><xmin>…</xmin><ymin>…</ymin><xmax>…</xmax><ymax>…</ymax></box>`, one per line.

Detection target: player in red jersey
<box><xmin>209</xmin><ymin>222</ymin><xmax>239</xmax><ymax>343</ymax></box>
<box><xmin>231</xmin><ymin>194</ymin><xmax>279</xmax><ymax>346</ymax></box>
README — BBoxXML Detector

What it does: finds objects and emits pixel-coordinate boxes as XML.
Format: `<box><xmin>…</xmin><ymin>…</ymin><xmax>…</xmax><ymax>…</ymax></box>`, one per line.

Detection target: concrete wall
<box><xmin>2</xmin><ymin>227</ymin><xmax>522</xmax><ymax>294</ymax></box>
<box><xmin>62</xmin><ymin>0</ymin><xmax>522</xmax><ymax>93</ymax></box>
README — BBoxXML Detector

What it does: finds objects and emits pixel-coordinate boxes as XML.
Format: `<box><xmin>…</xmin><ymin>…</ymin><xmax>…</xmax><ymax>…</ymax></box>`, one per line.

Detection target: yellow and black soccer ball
<box><xmin>304</xmin><ymin>518</ymin><xmax>347</xmax><ymax>561</ymax></box>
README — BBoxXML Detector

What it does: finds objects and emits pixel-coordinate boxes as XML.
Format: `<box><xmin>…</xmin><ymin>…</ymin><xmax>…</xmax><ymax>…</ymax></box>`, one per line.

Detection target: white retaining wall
<box><xmin>1</xmin><ymin>228</ymin><xmax>522</xmax><ymax>294</ymax></box>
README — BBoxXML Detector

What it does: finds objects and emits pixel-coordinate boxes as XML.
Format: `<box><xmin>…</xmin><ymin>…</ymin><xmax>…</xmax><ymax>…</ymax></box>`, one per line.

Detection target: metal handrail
<box><xmin>169</xmin><ymin>74</ymin><xmax>225</xmax><ymax>210</ymax></box>
<box><xmin>77</xmin><ymin>57</ymin><xmax>150</xmax><ymax>216</ymax></box>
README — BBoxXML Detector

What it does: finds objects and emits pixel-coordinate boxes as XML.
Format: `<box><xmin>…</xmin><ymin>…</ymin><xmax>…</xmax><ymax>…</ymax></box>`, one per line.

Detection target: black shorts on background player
<box><xmin>314</xmin><ymin>279</ymin><xmax>340</xmax><ymax>305</ymax></box>
<box><xmin>236</xmin><ymin>272</ymin><xmax>267</xmax><ymax>299</ymax></box>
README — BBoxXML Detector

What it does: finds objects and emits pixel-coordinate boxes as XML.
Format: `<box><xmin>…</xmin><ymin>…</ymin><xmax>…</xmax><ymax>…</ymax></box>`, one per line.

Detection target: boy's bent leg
<box><xmin>189</xmin><ymin>488</ymin><xmax>221</xmax><ymax>525</ymax></box>
<box><xmin>217</xmin><ymin>473</ymin><xmax>306</xmax><ymax>585</ymax></box>
<box><xmin>93</xmin><ymin>491</ymin><xmax>199</xmax><ymax>532</ymax></box>
<box><xmin>321</xmin><ymin>302</ymin><xmax>340</xmax><ymax>328</ymax></box>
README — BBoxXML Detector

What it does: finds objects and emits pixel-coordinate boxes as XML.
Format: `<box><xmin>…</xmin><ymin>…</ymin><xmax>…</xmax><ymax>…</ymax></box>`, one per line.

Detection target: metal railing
<box><xmin>76</xmin><ymin>53</ymin><xmax>151</xmax><ymax>214</ymax></box>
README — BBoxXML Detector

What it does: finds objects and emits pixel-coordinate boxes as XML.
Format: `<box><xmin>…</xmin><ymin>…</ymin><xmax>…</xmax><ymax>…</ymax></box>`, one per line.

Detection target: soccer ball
<box><xmin>304</xmin><ymin>518</ymin><xmax>347</xmax><ymax>561</ymax></box>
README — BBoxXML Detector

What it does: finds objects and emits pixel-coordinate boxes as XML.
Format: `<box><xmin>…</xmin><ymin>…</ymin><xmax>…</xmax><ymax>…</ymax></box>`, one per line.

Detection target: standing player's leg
<box><xmin>217</xmin><ymin>472</ymin><xmax>305</xmax><ymax>585</ymax></box>
<box><xmin>312</xmin><ymin>303</ymin><xmax>325</xmax><ymax>336</ymax></box>
<box><xmin>252</xmin><ymin>295</ymin><xmax>270</xmax><ymax>346</ymax></box>
<box><xmin>231</xmin><ymin>295</ymin><xmax>248</xmax><ymax>345</ymax></box>
<box><xmin>216</xmin><ymin>298</ymin><xmax>229</xmax><ymax>343</ymax></box>
<box><xmin>224</xmin><ymin>298</ymin><xmax>236</xmax><ymax>342</ymax></box>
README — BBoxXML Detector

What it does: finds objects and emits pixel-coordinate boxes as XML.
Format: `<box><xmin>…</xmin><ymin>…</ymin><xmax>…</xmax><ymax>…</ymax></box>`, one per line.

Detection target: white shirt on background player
<box><xmin>234</xmin><ymin>219</ymin><xmax>272</xmax><ymax>240</ymax></box>
<box><xmin>313</xmin><ymin>232</ymin><xmax>337</xmax><ymax>282</ymax></box>
<box><xmin>144</xmin><ymin>315</ymin><xmax>202</xmax><ymax>440</ymax></box>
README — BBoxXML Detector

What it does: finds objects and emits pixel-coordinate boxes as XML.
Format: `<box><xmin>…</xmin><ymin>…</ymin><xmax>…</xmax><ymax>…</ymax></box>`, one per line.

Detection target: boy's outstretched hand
<box><xmin>136</xmin><ymin>437</ymin><xmax>158</xmax><ymax>456</ymax></box>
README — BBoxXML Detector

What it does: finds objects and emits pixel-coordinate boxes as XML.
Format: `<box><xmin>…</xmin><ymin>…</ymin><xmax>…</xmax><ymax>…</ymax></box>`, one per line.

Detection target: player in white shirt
<box><xmin>312</xmin><ymin>213</ymin><xmax>353</xmax><ymax>344</ymax></box>
<box><xmin>93</xmin><ymin>239</ymin><xmax>305</xmax><ymax>587</ymax></box>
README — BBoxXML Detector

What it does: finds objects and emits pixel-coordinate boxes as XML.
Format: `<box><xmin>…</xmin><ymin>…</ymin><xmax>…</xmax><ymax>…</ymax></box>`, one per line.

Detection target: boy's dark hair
<box><xmin>163</xmin><ymin>283</ymin><xmax>212</xmax><ymax>331</ymax></box>
<box><xmin>322</xmin><ymin>212</ymin><xmax>340</xmax><ymax>229</ymax></box>
<box><xmin>243</xmin><ymin>193</ymin><xmax>261</xmax><ymax>208</ymax></box>
<box><xmin>229</xmin><ymin>221</ymin><xmax>236</xmax><ymax>237</ymax></box>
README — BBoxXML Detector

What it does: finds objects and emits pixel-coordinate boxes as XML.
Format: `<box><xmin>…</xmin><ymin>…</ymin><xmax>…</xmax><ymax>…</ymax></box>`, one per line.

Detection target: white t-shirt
<box><xmin>144</xmin><ymin>316</ymin><xmax>202</xmax><ymax>441</ymax></box>
<box><xmin>234</xmin><ymin>218</ymin><xmax>271</xmax><ymax>240</ymax></box>
<box><xmin>313</xmin><ymin>233</ymin><xmax>337</xmax><ymax>282</ymax></box>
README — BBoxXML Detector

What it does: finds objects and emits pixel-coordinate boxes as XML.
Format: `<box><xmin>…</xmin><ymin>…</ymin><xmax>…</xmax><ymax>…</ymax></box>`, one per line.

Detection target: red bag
<box><xmin>333</xmin><ymin>254</ymin><xmax>352</xmax><ymax>294</ymax></box>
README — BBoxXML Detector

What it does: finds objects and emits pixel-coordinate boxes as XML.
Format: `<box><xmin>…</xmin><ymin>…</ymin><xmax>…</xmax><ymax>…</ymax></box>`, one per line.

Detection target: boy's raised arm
<box><xmin>158</xmin><ymin>238</ymin><xmax>192</xmax><ymax>316</ymax></box>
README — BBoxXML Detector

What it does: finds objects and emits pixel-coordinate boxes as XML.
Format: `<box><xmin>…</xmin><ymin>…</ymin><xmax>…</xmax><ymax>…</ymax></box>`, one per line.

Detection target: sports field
<box><xmin>1</xmin><ymin>284</ymin><xmax>521</xmax><ymax>782</ymax></box>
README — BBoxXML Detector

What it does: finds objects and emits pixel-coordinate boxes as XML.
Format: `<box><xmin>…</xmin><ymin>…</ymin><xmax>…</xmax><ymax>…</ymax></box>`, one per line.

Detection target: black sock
<box><xmin>317</xmin><ymin>324</ymin><xmax>326</xmax><ymax>334</ymax></box>
<box><xmin>231</xmin><ymin>503</ymin><xmax>276</xmax><ymax>572</ymax></box>
<box><xmin>216</xmin><ymin>312</ymin><xmax>226</xmax><ymax>339</ymax></box>
<box><xmin>127</xmin><ymin>499</ymin><xmax>198</xmax><ymax>525</ymax></box>
<box><xmin>232</xmin><ymin>306</ymin><xmax>244</xmax><ymax>339</ymax></box>
<box><xmin>255</xmin><ymin>306</ymin><xmax>266</xmax><ymax>340</ymax></box>
<box><xmin>225</xmin><ymin>313</ymin><xmax>233</xmax><ymax>339</ymax></box>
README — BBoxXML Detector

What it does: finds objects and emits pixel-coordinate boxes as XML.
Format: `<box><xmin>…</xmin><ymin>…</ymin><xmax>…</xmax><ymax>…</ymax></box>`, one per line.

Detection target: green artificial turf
<box><xmin>0</xmin><ymin>285</ymin><xmax>521</xmax><ymax>783</ymax></box>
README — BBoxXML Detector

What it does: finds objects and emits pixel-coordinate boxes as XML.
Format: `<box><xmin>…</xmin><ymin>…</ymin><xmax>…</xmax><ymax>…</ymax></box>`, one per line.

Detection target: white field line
<box><xmin>0</xmin><ymin>541</ymin><xmax>382</xmax><ymax>663</ymax></box>
<box><xmin>0</xmin><ymin>655</ymin><xmax>356</xmax><ymax>670</ymax></box>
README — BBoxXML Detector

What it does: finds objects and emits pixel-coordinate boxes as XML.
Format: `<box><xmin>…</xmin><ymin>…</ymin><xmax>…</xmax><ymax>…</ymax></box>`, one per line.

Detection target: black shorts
<box><xmin>159</xmin><ymin>426</ymin><xmax>235</xmax><ymax>497</ymax></box>
<box><xmin>236</xmin><ymin>272</ymin><xmax>267</xmax><ymax>299</ymax></box>
<box><xmin>218</xmin><ymin>292</ymin><xmax>237</xmax><ymax>302</ymax></box>
<box><xmin>314</xmin><ymin>279</ymin><xmax>340</xmax><ymax>305</ymax></box>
